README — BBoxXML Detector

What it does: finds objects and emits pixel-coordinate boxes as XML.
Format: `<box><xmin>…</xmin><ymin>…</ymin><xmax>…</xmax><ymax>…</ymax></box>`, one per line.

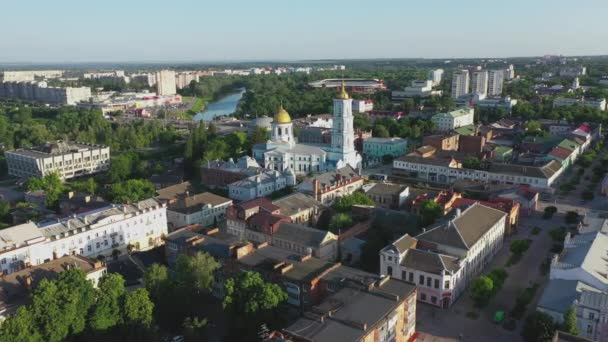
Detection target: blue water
<box><xmin>193</xmin><ymin>88</ymin><xmax>246</xmax><ymax>121</ymax></box>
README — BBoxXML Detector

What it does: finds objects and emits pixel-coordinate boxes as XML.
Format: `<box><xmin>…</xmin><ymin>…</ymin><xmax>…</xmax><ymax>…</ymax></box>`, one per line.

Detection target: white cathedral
<box><xmin>252</xmin><ymin>82</ymin><xmax>362</xmax><ymax>175</ymax></box>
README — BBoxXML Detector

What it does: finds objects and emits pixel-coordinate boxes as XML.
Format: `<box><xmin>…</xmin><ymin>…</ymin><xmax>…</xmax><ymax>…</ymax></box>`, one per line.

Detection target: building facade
<box><xmin>362</xmin><ymin>137</ymin><xmax>408</xmax><ymax>165</ymax></box>
<box><xmin>156</xmin><ymin>70</ymin><xmax>177</xmax><ymax>96</ymax></box>
<box><xmin>6</xmin><ymin>141</ymin><xmax>110</xmax><ymax>180</ymax></box>
<box><xmin>451</xmin><ymin>70</ymin><xmax>470</xmax><ymax>98</ymax></box>
<box><xmin>432</xmin><ymin>107</ymin><xmax>475</xmax><ymax>131</ymax></box>
<box><xmin>380</xmin><ymin>203</ymin><xmax>506</xmax><ymax>308</ymax></box>
<box><xmin>166</xmin><ymin>192</ymin><xmax>232</xmax><ymax>230</ymax></box>
<box><xmin>298</xmin><ymin>165</ymin><xmax>364</xmax><ymax>205</ymax></box>
<box><xmin>488</xmin><ymin>69</ymin><xmax>505</xmax><ymax>97</ymax></box>
<box><xmin>428</xmin><ymin>69</ymin><xmax>444</xmax><ymax>86</ymax></box>
<box><xmin>470</xmin><ymin>70</ymin><xmax>489</xmax><ymax>97</ymax></box>
<box><xmin>227</xmin><ymin>169</ymin><xmax>296</xmax><ymax>201</ymax></box>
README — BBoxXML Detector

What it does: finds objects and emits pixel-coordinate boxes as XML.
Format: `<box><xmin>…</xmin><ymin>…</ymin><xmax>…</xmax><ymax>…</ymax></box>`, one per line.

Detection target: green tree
<box><xmin>332</xmin><ymin>192</ymin><xmax>375</xmax><ymax>212</ymax></box>
<box><xmin>373</xmin><ymin>124</ymin><xmax>390</xmax><ymax>138</ymax></box>
<box><xmin>223</xmin><ymin>271</ymin><xmax>287</xmax><ymax>314</ymax></box>
<box><xmin>174</xmin><ymin>252</ymin><xmax>219</xmax><ymax>294</ymax></box>
<box><xmin>182</xmin><ymin>316</ymin><xmax>208</xmax><ymax>342</ymax></box>
<box><xmin>29</xmin><ymin>279</ymin><xmax>69</xmax><ymax>342</ymax></box>
<box><xmin>329</xmin><ymin>212</ymin><xmax>353</xmax><ymax>232</ymax></box>
<box><xmin>565</xmin><ymin>211</ymin><xmax>580</xmax><ymax>224</ymax></box>
<box><xmin>462</xmin><ymin>156</ymin><xmax>482</xmax><ymax>170</ymax></box>
<box><xmin>144</xmin><ymin>263</ymin><xmax>170</xmax><ymax>300</ymax></box>
<box><xmin>419</xmin><ymin>200</ymin><xmax>442</xmax><ymax>226</ymax></box>
<box><xmin>522</xmin><ymin>312</ymin><xmax>556</xmax><ymax>342</ymax></box>
<box><xmin>123</xmin><ymin>288</ymin><xmax>154</xmax><ymax>328</ymax></box>
<box><xmin>470</xmin><ymin>276</ymin><xmax>494</xmax><ymax>307</ymax></box>
<box><xmin>106</xmin><ymin>179</ymin><xmax>155</xmax><ymax>203</ymax></box>
<box><xmin>90</xmin><ymin>273</ymin><xmax>125</xmax><ymax>331</ymax></box>
<box><xmin>55</xmin><ymin>268</ymin><xmax>96</xmax><ymax>335</ymax></box>
<box><xmin>562</xmin><ymin>306</ymin><xmax>579</xmax><ymax>336</ymax></box>
<box><xmin>0</xmin><ymin>200</ymin><xmax>9</xmax><ymax>221</ymax></box>
<box><xmin>69</xmin><ymin>177</ymin><xmax>98</xmax><ymax>194</ymax></box>
<box><xmin>0</xmin><ymin>307</ymin><xmax>43</xmax><ymax>342</ymax></box>
<box><xmin>26</xmin><ymin>173</ymin><xmax>65</xmax><ymax>207</ymax></box>
<box><xmin>108</xmin><ymin>153</ymin><xmax>139</xmax><ymax>183</ymax></box>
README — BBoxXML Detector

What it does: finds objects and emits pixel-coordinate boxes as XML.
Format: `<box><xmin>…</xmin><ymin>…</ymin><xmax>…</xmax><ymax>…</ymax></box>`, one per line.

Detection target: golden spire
<box><xmin>338</xmin><ymin>79</ymin><xmax>349</xmax><ymax>99</ymax></box>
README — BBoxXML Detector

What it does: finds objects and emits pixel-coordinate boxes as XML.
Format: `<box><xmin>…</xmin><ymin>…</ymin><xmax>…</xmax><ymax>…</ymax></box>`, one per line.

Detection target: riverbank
<box><xmin>194</xmin><ymin>88</ymin><xmax>246</xmax><ymax>122</ymax></box>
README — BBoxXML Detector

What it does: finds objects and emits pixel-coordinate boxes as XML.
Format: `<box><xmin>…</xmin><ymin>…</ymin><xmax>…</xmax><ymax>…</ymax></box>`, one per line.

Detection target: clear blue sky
<box><xmin>2</xmin><ymin>0</ymin><xmax>607</xmax><ymax>63</ymax></box>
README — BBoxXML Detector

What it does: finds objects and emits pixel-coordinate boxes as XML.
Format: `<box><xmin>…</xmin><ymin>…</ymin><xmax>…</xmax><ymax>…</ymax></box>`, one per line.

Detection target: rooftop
<box><xmin>6</xmin><ymin>141</ymin><xmax>107</xmax><ymax>158</ymax></box>
<box><xmin>417</xmin><ymin>203</ymin><xmax>506</xmax><ymax>250</ymax></box>
<box><xmin>272</xmin><ymin>193</ymin><xmax>322</xmax><ymax>218</ymax></box>
<box><xmin>364</xmin><ymin>137</ymin><xmax>407</xmax><ymax>144</ymax></box>
<box><xmin>282</xmin><ymin>257</ymin><xmax>336</xmax><ymax>283</ymax></box>
<box><xmin>308</xmin><ymin>165</ymin><xmax>361</xmax><ymax>189</ymax></box>
<box><xmin>284</xmin><ymin>278</ymin><xmax>416</xmax><ymax>342</ymax></box>
<box><xmin>0</xmin><ymin>222</ymin><xmax>46</xmax><ymax>253</ymax></box>
<box><xmin>273</xmin><ymin>223</ymin><xmax>336</xmax><ymax>248</ymax></box>
<box><xmin>364</xmin><ymin>183</ymin><xmax>408</xmax><ymax>196</ymax></box>
<box><xmin>169</xmin><ymin>192</ymin><xmax>232</xmax><ymax>214</ymax></box>
<box><xmin>155</xmin><ymin>181</ymin><xmax>193</xmax><ymax>202</ymax></box>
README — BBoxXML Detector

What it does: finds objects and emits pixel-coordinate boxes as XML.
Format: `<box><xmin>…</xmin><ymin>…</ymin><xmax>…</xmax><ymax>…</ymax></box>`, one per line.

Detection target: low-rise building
<box><xmin>380</xmin><ymin>203</ymin><xmax>506</xmax><ymax>308</ymax></box>
<box><xmin>364</xmin><ymin>183</ymin><xmax>409</xmax><ymax>209</ymax></box>
<box><xmin>166</xmin><ymin>192</ymin><xmax>232</xmax><ymax>230</ymax></box>
<box><xmin>392</xmin><ymin>80</ymin><xmax>440</xmax><ymax>99</ymax></box>
<box><xmin>298</xmin><ymin>165</ymin><xmax>364</xmax><ymax>205</ymax></box>
<box><xmin>432</xmin><ymin>107</ymin><xmax>475</xmax><ymax>132</ymax></box>
<box><xmin>6</xmin><ymin>141</ymin><xmax>110</xmax><ymax>180</ymax></box>
<box><xmin>200</xmin><ymin>156</ymin><xmax>261</xmax><ymax>189</ymax></box>
<box><xmin>362</xmin><ymin>137</ymin><xmax>408</xmax><ymax>166</ymax></box>
<box><xmin>228</xmin><ymin>168</ymin><xmax>296</xmax><ymax>201</ymax></box>
<box><xmin>393</xmin><ymin>155</ymin><xmax>563</xmax><ymax>189</ymax></box>
<box><xmin>283</xmin><ymin>277</ymin><xmax>417</xmax><ymax>342</ymax></box>
<box><xmin>0</xmin><ymin>255</ymin><xmax>106</xmax><ymax>319</ymax></box>
<box><xmin>272</xmin><ymin>192</ymin><xmax>322</xmax><ymax>225</ymax></box>
<box><xmin>352</xmin><ymin>99</ymin><xmax>374</xmax><ymax>113</ymax></box>
<box><xmin>553</xmin><ymin>97</ymin><xmax>606</xmax><ymax>111</ymax></box>
<box><xmin>423</xmin><ymin>133</ymin><xmax>460</xmax><ymax>151</ymax></box>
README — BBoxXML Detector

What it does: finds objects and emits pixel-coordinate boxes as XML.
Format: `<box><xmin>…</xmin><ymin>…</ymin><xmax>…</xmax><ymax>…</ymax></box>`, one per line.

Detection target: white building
<box><xmin>0</xmin><ymin>81</ymin><xmax>91</xmax><ymax>105</ymax></box>
<box><xmin>298</xmin><ymin>165</ymin><xmax>364</xmax><ymax>205</ymax></box>
<box><xmin>470</xmin><ymin>70</ymin><xmax>488</xmax><ymax>97</ymax></box>
<box><xmin>228</xmin><ymin>169</ymin><xmax>296</xmax><ymax>201</ymax></box>
<box><xmin>560</xmin><ymin>66</ymin><xmax>587</xmax><ymax>77</ymax></box>
<box><xmin>166</xmin><ymin>192</ymin><xmax>232</xmax><ymax>230</ymax></box>
<box><xmin>488</xmin><ymin>70</ymin><xmax>505</xmax><ymax>97</ymax></box>
<box><xmin>175</xmin><ymin>72</ymin><xmax>200</xmax><ymax>89</ymax></box>
<box><xmin>352</xmin><ymin>99</ymin><xmax>374</xmax><ymax>113</ymax></box>
<box><xmin>6</xmin><ymin>141</ymin><xmax>110</xmax><ymax>180</ymax></box>
<box><xmin>380</xmin><ymin>203</ymin><xmax>506</xmax><ymax>308</ymax></box>
<box><xmin>475</xmin><ymin>96</ymin><xmax>518</xmax><ymax>111</ymax></box>
<box><xmin>0</xmin><ymin>198</ymin><xmax>167</xmax><ymax>275</ymax></box>
<box><xmin>451</xmin><ymin>70</ymin><xmax>470</xmax><ymax>98</ymax></box>
<box><xmin>431</xmin><ymin>107</ymin><xmax>475</xmax><ymax>131</ymax></box>
<box><xmin>393</xmin><ymin>80</ymin><xmax>437</xmax><ymax>98</ymax></box>
<box><xmin>1</xmin><ymin>70</ymin><xmax>63</xmax><ymax>82</ymax></box>
<box><xmin>392</xmin><ymin>156</ymin><xmax>564</xmax><ymax>190</ymax></box>
<box><xmin>428</xmin><ymin>69</ymin><xmax>444</xmax><ymax>86</ymax></box>
<box><xmin>505</xmin><ymin>64</ymin><xmax>515</xmax><ymax>80</ymax></box>
<box><xmin>553</xmin><ymin>97</ymin><xmax>606</xmax><ymax>111</ymax></box>
<box><xmin>156</xmin><ymin>70</ymin><xmax>177</xmax><ymax>96</ymax></box>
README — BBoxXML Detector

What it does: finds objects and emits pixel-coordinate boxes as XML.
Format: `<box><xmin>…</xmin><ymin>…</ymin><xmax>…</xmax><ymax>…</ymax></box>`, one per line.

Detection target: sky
<box><xmin>1</xmin><ymin>0</ymin><xmax>607</xmax><ymax>63</ymax></box>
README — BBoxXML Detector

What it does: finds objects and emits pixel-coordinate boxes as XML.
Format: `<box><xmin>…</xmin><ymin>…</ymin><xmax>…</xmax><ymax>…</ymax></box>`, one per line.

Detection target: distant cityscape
<box><xmin>1</xmin><ymin>54</ymin><xmax>608</xmax><ymax>342</ymax></box>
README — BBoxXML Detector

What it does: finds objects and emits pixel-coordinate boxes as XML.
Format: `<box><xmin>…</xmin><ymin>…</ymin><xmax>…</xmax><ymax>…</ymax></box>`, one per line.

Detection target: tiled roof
<box><xmin>273</xmin><ymin>223</ymin><xmax>336</xmax><ymax>248</ymax></box>
<box><xmin>548</xmin><ymin>146</ymin><xmax>573</xmax><ymax>160</ymax></box>
<box><xmin>400</xmin><ymin>248</ymin><xmax>460</xmax><ymax>275</ymax></box>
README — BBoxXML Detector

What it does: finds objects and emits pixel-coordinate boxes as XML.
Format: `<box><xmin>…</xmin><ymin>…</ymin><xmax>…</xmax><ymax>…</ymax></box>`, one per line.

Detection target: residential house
<box><xmin>423</xmin><ymin>133</ymin><xmax>459</xmax><ymax>151</ymax></box>
<box><xmin>228</xmin><ymin>168</ymin><xmax>296</xmax><ymax>201</ymax></box>
<box><xmin>200</xmin><ymin>156</ymin><xmax>261</xmax><ymax>189</ymax></box>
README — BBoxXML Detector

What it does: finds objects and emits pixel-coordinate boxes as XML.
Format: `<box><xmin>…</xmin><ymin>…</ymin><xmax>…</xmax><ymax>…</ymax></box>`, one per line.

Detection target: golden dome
<box><xmin>274</xmin><ymin>105</ymin><xmax>292</xmax><ymax>124</ymax></box>
<box><xmin>338</xmin><ymin>79</ymin><xmax>349</xmax><ymax>99</ymax></box>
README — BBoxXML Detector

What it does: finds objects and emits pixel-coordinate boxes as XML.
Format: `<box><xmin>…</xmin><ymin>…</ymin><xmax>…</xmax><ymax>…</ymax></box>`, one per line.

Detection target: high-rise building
<box><xmin>427</xmin><ymin>69</ymin><xmax>444</xmax><ymax>86</ymax></box>
<box><xmin>505</xmin><ymin>64</ymin><xmax>515</xmax><ymax>80</ymax></box>
<box><xmin>175</xmin><ymin>72</ymin><xmax>200</xmax><ymax>89</ymax></box>
<box><xmin>488</xmin><ymin>69</ymin><xmax>505</xmax><ymax>97</ymax></box>
<box><xmin>156</xmin><ymin>70</ymin><xmax>177</xmax><ymax>96</ymax></box>
<box><xmin>470</xmin><ymin>70</ymin><xmax>489</xmax><ymax>97</ymax></box>
<box><xmin>451</xmin><ymin>70</ymin><xmax>469</xmax><ymax>98</ymax></box>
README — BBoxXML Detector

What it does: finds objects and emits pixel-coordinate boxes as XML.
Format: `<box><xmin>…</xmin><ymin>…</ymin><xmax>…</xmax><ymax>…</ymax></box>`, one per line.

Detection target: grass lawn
<box><xmin>191</xmin><ymin>96</ymin><xmax>210</xmax><ymax>113</ymax></box>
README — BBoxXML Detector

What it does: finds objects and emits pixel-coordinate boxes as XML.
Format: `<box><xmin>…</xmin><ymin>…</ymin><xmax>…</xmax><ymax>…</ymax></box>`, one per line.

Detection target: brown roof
<box><xmin>156</xmin><ymin>181</ymin><xmax>193</xmax><ymax>201</ymax></box>
<box><xmin>238</xmin><ymin>197</ymin><xmax>280</xmax><ymax>212</ymax></box>
<box><xmin>417</xmin><ymin>203</ymin><xmax>506</xmax><ymax>250</ymax></box>
<box><xmin>547</xmin><ymin>146</ymin><xmax>573</xmax><ymax>160</ymax></box>
<box><xmin>170</xmin><ymin>192</ymin><xmax>231</xmax><ymax>214</ymax></box>
<box><xmin>366</xmin><ymin>183</ymin><xmax>408</xmax><ymax>196</ymax></box>
<box><xmin>390</xmin><ymin>234</ymin><xmax>418</xmax><ymax>253</ymax></box>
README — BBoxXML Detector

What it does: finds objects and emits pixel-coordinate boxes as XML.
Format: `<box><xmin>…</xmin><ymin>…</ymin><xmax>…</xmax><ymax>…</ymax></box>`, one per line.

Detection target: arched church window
<box><xmin>278</xmin><ymin>127</ymin><xmax>282</xmax><ymax>135</ymax></box>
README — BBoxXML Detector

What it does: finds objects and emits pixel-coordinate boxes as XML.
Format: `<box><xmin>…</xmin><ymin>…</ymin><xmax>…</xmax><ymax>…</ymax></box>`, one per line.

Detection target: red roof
<box><xmin>576</xmin><ymin>124</ymin><xmax>591</xmax><ymax>133</ymax></box>
<box><xmin>237</xmin><ymin>197</ymin><xmax>280</xmax><ymax>212</ymax></box>
<box><xmin>247</xmin><ymin>212</ymin><xmax>290</xmax><ymax>235</ymax></box>
<box><xmin>547</xmin><ymin>146</ymin><xmax>573</xmax><ymax>160</ymax></box>
<box><xmin>450</xmin><ymin>198</ymin><xmax>512</xmax><ymax>213</ymax></box>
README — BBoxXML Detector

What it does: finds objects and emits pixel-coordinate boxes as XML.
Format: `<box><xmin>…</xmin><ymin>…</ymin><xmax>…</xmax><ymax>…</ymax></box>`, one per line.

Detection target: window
<box><xmin>386</xmin><ymin>266</ymin><xmax>393</xmax><ymax>276</ymax></box>
<box><xmin>434</xmin><ymin>279</ymin><xmax>440</xmax><ymax>289</ymax></box>
<box><xmin>419</xmin><ymin>275</ymin><xmax>424</xmax><ymax>285</ymax></box>
<box><xmin>421</xmin><ymin>293</ymin><xmax>427</xmax><ymax>301</ymax></box>
<box><xmin>431</xmin><ymin>296</ymin><xmax>437</xmax><ymax>304</ymax></box>
<box><xmin>445</xmin><ymin>280</ymin><xmax>450</xmax><ymax>289</ymax></box>
<box><xmin>589</xmin><ymin>312</ymin><xmax>596</xmax><ymax>320</ymax></box>
<box><xmin>408</xmin><ymin>272</ymin><xmax>414</xmax><ymax>283</ymax></box>
<box><xmin>427</xmin><ymin>277</ymin><xmax>432</xmax><ymax>287</ymax></box>
<box><xmin>587</xmin><ymin>325</ymin><xmax>593</xmax><ymax>335</ymax></box>
<box><xmin>87</xmin><ymin>245</ymin><xmax>92</xmax><ymax>252</ymax></box>
<box><xmin>401</xmin><ymin>270</ymin><xmax>406</xmax><ymax>280</ymax></box>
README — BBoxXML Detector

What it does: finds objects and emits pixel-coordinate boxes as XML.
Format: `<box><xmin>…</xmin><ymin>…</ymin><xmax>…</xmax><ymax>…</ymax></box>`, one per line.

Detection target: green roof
<box><xmin>454</xmin><ymin>124</ymin><xmax>476</xmax><ymax>136</ymax></box>
<box><xmin>558</xmin><ymin>139</ymin><xmax>580</xmax><ymax>152</ymax></box>
<box><xmin>494</xmin><ymin>146</ymin><xmax>513</xmax><ymax>155</ymax></box>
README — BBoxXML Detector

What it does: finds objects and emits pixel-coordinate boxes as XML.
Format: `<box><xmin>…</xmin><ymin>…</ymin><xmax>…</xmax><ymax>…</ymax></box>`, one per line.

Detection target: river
<box><xmin>193</xmin><ymin>88</ymin><xmax>246</xmax><ymax>121</ymax></box>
